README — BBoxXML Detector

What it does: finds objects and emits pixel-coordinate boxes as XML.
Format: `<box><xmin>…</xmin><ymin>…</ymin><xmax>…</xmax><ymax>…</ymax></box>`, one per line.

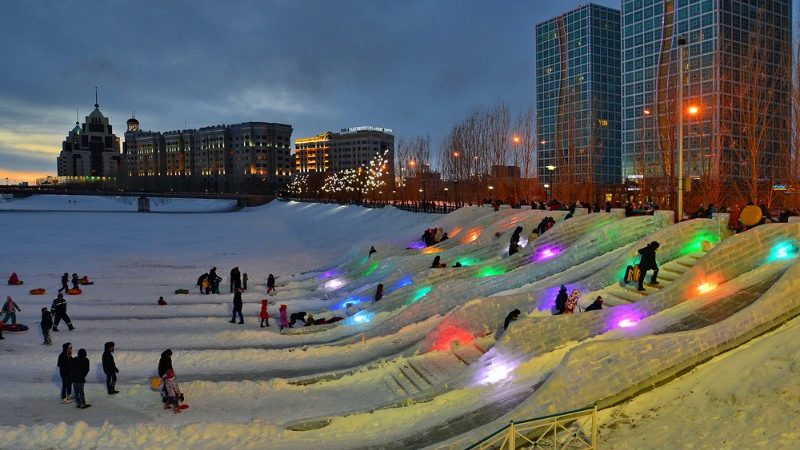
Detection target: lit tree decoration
<box><xmin>288</xmin><ymin>173</ymin><xmax>309</xmax><ymax>194</ymax></box>
<box><xmin>321</xmin><ymin>150</ymin><xmax>389</xmax><ymax>195</ymax></box>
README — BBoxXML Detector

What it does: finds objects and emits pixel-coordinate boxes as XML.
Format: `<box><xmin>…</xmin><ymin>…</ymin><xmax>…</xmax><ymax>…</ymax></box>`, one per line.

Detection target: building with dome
<box><xmin>57</xmin><ymin>98</ymin><xmax>122</xmax><ymax>179</ymax></box>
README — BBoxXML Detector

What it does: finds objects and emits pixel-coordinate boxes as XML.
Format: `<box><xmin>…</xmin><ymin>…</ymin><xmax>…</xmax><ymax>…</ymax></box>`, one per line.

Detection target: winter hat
<box><xmin>77</xmin><ymin>348</ymin><xmax>87</xmax><ymax>358</ymax></box>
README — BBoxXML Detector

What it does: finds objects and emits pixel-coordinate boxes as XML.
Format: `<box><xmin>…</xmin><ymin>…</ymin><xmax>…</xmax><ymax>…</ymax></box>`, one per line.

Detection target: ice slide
<box><xmin>271</xmin><ymin>223</ymin><xmax>800</xmax><ymax>449</ymax></box>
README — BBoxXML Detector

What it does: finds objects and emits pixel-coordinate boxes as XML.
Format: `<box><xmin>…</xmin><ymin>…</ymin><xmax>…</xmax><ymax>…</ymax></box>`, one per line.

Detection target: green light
<box><xmin>405</xmin><ymin>286</ymin><xmax>432</xmax><ymax>305</ymax></box>
<box><xmin>476</xmin><ymin>266</ymin><xmax>504</xmax><ymax>278</ymax></box>
<box><xmin>363</xmin><ymin>261</ymin><xmax>380</xmax><ymax>276</ymax></box>
<box><xmin>682</xmin><ymin>232</ymin><xmax>719</xmax><ymax>255</ymax></box>
<box><xmin>357</xmin><ymin>256</ymin><xmax>369</xmax><ymax>266</ymax></box>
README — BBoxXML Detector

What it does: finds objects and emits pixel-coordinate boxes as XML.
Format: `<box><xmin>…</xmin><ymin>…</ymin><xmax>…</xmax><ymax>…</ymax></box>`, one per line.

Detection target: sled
<box><xmin>174</xmin><ymin>289</ymin><xmax>189</xmax><ymax>295</ymax></box>
<box><xmin>179</xmin><ymin>403</ymin><xmax>189</xmax><ymax>410</ymax></box>
<box><xmin>1</xmin><ymin>323</ymin><xmax>29</xmax><ymax>333</ymax></box>
<box><xmin>150</xmin><ymin>376</ymin><xmax>162</xmax><ymax>390</ymax></box>
<box><xmin>29</xmin><ymin>288</ymin><xmax>46</xmax><ymax>295</ymax></box>
<box><xmin>79</xmin><ymin>280</ymin><xmax>94</xmax><ymax>285</ymax></box>
<box><xmin>66</xmin><ymin>288</ymin><xmax>82</xmax><ymax>295</ymax></box>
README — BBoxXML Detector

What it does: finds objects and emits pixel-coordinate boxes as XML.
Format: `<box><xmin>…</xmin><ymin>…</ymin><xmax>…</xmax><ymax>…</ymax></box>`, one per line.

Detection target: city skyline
<box><xmin>0</xmin><ymin>0</ymin><xmax>618</xmax><ymax>184</ymax></box>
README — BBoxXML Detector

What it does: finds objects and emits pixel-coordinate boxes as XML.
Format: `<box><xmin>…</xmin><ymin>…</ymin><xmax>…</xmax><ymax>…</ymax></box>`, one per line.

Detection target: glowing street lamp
<box><xmin>687</xmin><ymin>104</ymin><xmax>700</xmax><ymax>116</ymax></box>
<box><xmin>512</xmin><ymin>135</ymin><xmax>521</xmax><ymax>144</ymax></box>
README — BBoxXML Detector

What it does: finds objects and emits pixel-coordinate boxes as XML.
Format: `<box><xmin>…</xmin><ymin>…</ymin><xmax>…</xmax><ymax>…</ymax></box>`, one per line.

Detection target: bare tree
<box><xmin>514</xmin><ymin>105</ymin><xmax>537</xmax><ymax>202</ymax></box>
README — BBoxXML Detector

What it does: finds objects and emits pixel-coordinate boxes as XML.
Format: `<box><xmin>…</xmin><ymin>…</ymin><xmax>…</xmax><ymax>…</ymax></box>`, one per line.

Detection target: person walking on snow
<box><xmin>158</xmin><ymin>349</ymin><xmax>174</xmax><ymax>407</ymax></box>
<box><xmin>40</xmin><ymin>307</ymin><xmax>53</xmax><ymax>345</ymax></box>
<box><xmin>51</xmin><ymin>293</ymin><xmax>74</xmax><ymax>331</ymax></box>
<box><xmin>58</xmin><ymin>273</ymin><xmax>69</xmax><ymax>293</ymax></box>
<box><xmin>267</xmin><ymin>274</ymin><xmax>276</xmax><ymax>295</ymax></box>
<box><xmin>70</xmin><ymin>348</ymin><xmax>91</xmax><ymax>409</ymax></box>
<box><xmin>278</xmin><ymin>304</ymin><xmax>289</xmax><ymax>330</ymax></box>
<box><xmin>259</xmin><ymin>299</ymin><xmax>270</xmax><ymax>327</ymax></box>
<box><xmin>103</xmin><ymin>341</ymin><xmax>120</xmax><ymax>394</ymax></box>
<box><xmin>637</xmin><ymin>241</ymin><xmax>661</xmax><ymax>291</ymax></box>
<box><xmin>230</xmin><ymin>287</ymin><xmax>244</xmax><ymax>324</ymax></box>
<box><xmin>57</xmin><ymin>342</ymin><xmax>73</xmax><ymax>403</ymax></box>
<box><xmin>229</xmin><ymin>267</ymin><xmax>241</xmax><ymax>293</ymax></box>
<box><xmin>2</xmin><ymin>296</ymin><xmax>21</xmax><ymax>324</ymax></box>
<box><xmin>162</xmin><ymin>369</ymin><xmax>184</xmax><ymax>413</ymax></box>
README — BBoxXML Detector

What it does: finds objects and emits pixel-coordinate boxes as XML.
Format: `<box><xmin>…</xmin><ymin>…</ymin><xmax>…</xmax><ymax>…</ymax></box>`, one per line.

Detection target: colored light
<box><xmin>479</xmin><ymin>361</ymin><xmax>514</xmax><ymax>384</ymax></box>
<box><xmin>533</xmin><ymin>246</ymin><xmax>560</xmax><ymax>262</ymax></box>
<box><xmin>768</xmin><ymin>241</ymin><xmax>798</xmax><ymax>262</ymax></box>
<box><xmin>618</xmin><ymin>318</ymin><xmax>638</xmax><ymax>328</ymax></box>
<box><xmin>331</xmin><ymin>296</ymin><xmax>363</xmax><ymax>311</ymax></box>
<box><xmin>324</xmin><ymin>278</ymin><xmax>346</xmax><ymax>291</ymax></box>
<box><xmin>456</xmin><ymin>258</ymin><xmax>478</xmax><ymax>267</ymax></box>
<box><xmin>391</xmin><ymin>275</ymin><xmax>413</xmax><ymax>291</ymax></box>
<box><xmin>408</xmin><ymin>241</ymin><xmax>427</xmax><ymax>250</ymax></box>
<box><xmin>363</xmin><ymin>261</ymin><xmax>380</xmax><ymax>276</ymax></box>
<box><xmin>477</xmin><ymin>266</ymin><xmax>504</xmax><ymax>277</ymax></box>
<box><xmin>406</xmin><ymin>286</ymin><xmax>432</xmax><ymax>305</ymax></box>
<box><xmin>422</xmin><ymin>246</ymin><xmax>444</xmax><ymax>254</ymax></box>
<box><xmin>319</xmin><ymin>269</ymin><xmax>342</xmax><ymax>280</ymax></box>
<box><xmin>697</xmin><ymin>281</ymin><xmax>717</xmax><ymax>294</ymax></box>
<box><xmin>430</xmin><ymin>325</ymin><xmax>474</xmax><ymax>351</ymax></box>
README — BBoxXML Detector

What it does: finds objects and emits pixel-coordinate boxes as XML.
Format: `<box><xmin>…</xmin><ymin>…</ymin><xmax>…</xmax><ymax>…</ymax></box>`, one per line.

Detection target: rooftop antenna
<box><xmin>94</xmin><ymin>86</ymin><xmax>99</xmax><ymax>108</ymax></box>
<box><xmin>132</xmin><ymin>110</ymin><xmax>135</xmax><ymax>118</ymax></box>
<box><xmin>75</xmin><ymin>108</ymin><xmax>79</xmax><ymax>124</ymax></box>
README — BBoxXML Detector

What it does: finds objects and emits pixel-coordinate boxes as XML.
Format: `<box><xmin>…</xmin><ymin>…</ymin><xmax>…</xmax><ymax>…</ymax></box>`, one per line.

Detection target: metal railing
<box><xmin>463</xmin><ymin>405</ymin><xmax>597</xmax><ymax>450</ymax></box>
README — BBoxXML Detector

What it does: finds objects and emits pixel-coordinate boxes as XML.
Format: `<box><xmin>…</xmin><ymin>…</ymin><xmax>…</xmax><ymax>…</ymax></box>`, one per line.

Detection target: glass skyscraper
<box><xmin>535</xmin><ymin>4</ymin><xmax>622</xmax><ymax>196</ymax></box>
<box><xmin>621</xmin><ymin>0</ymin><xmax>792</xmax><ymax>194</ymax></box>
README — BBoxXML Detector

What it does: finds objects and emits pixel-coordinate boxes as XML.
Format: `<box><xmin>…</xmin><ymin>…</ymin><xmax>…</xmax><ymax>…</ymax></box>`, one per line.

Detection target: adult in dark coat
<box><xmin>70</xmin><ymin>348</ymin><xmax>91</xmax><ymax>408</ymax></box>
<box><xmin>637</xmin><ymin>241</ymin><xmax>660</xmax><ymax>291</ymax></box>
<box><xmin>374</xmin><ymin>283</ymin><xmax>384</xmax><ymax>302</ymax></box>
<box><xmin>266</xmin><ymin>274</ymin><xmax>276</xmax><ymax>294</ymax></box>
<box><xmin>229</xmin><ymin>267</ymin><xmax>241</xmax><ymax>293</ymax></box>
<box><xmin>584</xmin><ymin>296</ymin><xmax>604</xmax><ymax>311</ymax></box>
<box><xmin>554</xmin><ymin>285</ymin><xmax>568</xmax><ymax>315</ymax></box>
<box><xmin>70</xmin><ymin>273</ymin><xmax>80</xmax><ymax>290</ymax></box>
<box><xmin>431</xmin><ymin>255</ymin><xmax>442</xmax><ymax>269</ymax></box>
<box><xmin>508</xmin><ymin>226</ymin><xmax>523</xmax><ymax>256</ymax></box>
<box><xmin>208</xmin><ymin>267</ymin><xmax>222</xmax><ymax>294</ymax></box>
<box><xmin>289</xmin><ymin>311</ymin><xmax>308</xmax><ymax>327</ymax></box>
<box><xmin>51</xmin><ymin>293</ymin><xmax>74</xmax><ymax>331</ymax></box>
<box><xmin>503</xmin><ymin>309</ymin><xmax>521</xmax><ymax>330</ymax></box>
<box><xmin>57</xmin><ymin>342</ymin><xmax>73</xmax><ymax>402</ymax></box>
<box><xmin>58</xmin><ymin>273</ymin><xmax>69</xmax><ymax>293</ymax></box>
<box><xmin>230</xmin><ymin>288</ymin><xmax>244</xmax><ymax>324</ymax></box>
<box><xmin>158</xmin><ymin>349</ymin><xmax>173</xmax><ymax>378</ymax></box>
<box><xmin>103</xmin><ymin>341</ymin><xmax>120</xmax><ymax>394</ymax></box>
<box><xmin>40</xmin><ymin>307</ymin><xmax>53</xmax><ymax>345</ymax></box>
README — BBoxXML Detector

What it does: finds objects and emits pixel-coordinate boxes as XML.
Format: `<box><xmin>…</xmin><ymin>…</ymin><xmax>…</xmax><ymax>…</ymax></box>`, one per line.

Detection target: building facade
<box><xmin>620</xmin><ymin>0</ymin><xmax>792</xmax><ymax>189</ymax></box>
<box><xmin>122</xmin><ymin>120</ymin><xmax>293</xmax><ymax>193</ymax></box>
<box><xmin>57</xmin><ymin>101</ymin><xmax>121</xmax><ymax>179</ymax></box>
<box><xmin>294</xmin><ymin>126</ymin><xmax>395</xmax><ymax>180</ymax></box>
<box><xmin>536</xmin><ymin>4</ymin><xmax>622</xmax><ymax>192</ymax></box>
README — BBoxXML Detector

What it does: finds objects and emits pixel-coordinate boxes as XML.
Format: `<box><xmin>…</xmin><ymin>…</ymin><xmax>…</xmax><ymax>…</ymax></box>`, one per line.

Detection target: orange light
<box><xmin>409</xmin><ymin>160</ymin><xmax>416</xmax><ymax>167</ymax></box>
<box><xmin>643</xmin><ymin>109</ymin><xmax>651</xmax><ymax>115</ymax></box>
<box><xmin>687</xmin><ymin>105</ymin><xmax>700</xmax><ymax>116</ymax></box>
<box><xmin>422</xmin><ymin>246</ymin><xmax>444</xmax><ymax>254</ymax></box>
<box><xmin>512</xmin><ymin>135</ymin><xmax>521</xmax><ymax>144</ymax></box>
<box><xmin>452</xmin><ymin>151</ymin><xmax>460</xmax><ymax>158</ymax></box>
<box><xmin>697</xmin><ymin>281</ymin><xmax>717</xmax><ymax>294</ymax></box>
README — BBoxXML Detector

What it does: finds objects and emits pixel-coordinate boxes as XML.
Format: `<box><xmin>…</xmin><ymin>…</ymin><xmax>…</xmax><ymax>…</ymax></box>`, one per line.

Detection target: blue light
<box><xmin>330</xmin><ymin>296</ymin><xmax>364</xmax><ymax>311</ymax></box>
<box><xmin>390</xmin><ymin>275</ymin><xmax>413</xmax><ymax>292</ymax></box>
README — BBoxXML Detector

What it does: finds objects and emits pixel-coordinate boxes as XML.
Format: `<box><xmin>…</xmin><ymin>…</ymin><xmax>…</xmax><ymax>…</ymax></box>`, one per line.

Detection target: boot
<box><xmin>67</xmin><ymin>324</ymin><xmax>75</xmax><ymax>331</ymax></box>
<box><xmin>238</xmin><ymin>320</ymin><xmax>244</xmax><ymax>324</ymax></box>
<box><xmin>229</xmin><ymin>320</ymin><xmax>236</xmax><ymax>323</ymax></box>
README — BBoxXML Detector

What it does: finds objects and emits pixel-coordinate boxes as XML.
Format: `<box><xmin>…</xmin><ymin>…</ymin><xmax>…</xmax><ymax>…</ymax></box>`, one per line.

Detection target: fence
<box><xmin>460</xmin><ymin>405</ymin><xmax>597</xmax><ymax>450</ymax></box>
<box><xmin>281</xmin><ymin>197</ymin><xmax>460</xmax><ymax>214</ymax></box>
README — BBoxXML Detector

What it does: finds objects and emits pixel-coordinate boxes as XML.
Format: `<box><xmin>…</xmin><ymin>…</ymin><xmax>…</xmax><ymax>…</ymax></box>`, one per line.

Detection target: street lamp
<box><xmin>545</xmin><ymin>165</ymin><xmax>557</xmax><ymax>200</ymax></box>
<box><xmin>444</xmin><ymin>186</ymin><xmax>449</xmax><ymax>205</ymax></box>
<box><xmin>452</xmin><ymin>151</ymin><xmax>461</xmax><ymax>207</ymax></box>
<box><xmin>677</xmin><ymin>35</ymin><xmax>687</xmax><ymax>221</ymax></box>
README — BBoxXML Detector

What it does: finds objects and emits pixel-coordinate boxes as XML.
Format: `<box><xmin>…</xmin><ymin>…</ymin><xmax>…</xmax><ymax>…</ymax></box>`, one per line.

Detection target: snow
<box><xmin>2</xmin><ymin>196</ymin><xmax>800</xmax><ymax>449</ymax></box>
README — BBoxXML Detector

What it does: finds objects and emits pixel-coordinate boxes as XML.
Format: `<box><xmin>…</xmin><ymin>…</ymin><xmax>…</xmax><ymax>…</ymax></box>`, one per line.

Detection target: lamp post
<box><xmin>545</xmin><ymin>165</ymin><xmax>557</xmax><ymax>200</ymax></box>
<box><xmin>452</xmin><ymin>151</ymin><xmax>460</xmax><ymax>207</ymax></box>
<box><xmin>444</xmin><ymin>186</ymin><xmax>449</xmax><ymax>206</ymax></box>
<box><xmin>544</xmin><ymin>183</ymin><xmax>551</xmax><ymax>200</ymax></box>
<box><xmin>512</xmin><ymin>135</ymin><xmax>521</xmax><ymax>202</ymax></box>
<box><xmin>677</xmin><ymin>36</ymin><xmax>687</xmax><ymax>221</ymax></box>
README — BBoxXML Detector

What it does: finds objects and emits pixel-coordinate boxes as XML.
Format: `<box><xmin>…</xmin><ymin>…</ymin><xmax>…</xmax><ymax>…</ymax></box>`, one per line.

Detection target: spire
<box><xmin>94</xmin><ymin>86</ymin><xmax>99</xmax><ymax>109</ymax></box>
<box><xmin>75</xmin><ymin>108</ymin><xmax>79</xmax><ymax>125</ymax></box>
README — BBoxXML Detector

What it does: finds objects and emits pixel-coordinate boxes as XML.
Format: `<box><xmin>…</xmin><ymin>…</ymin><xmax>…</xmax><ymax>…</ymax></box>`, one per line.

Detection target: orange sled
<box><xmin>66</xmin><ymin>288</ymin><xmax>82</xmax><ymax>295</ymax></box>
<box><xmin>29</xmin><ymin>288</ymin><xmax>46</xmax><ymax>295</ymax></box>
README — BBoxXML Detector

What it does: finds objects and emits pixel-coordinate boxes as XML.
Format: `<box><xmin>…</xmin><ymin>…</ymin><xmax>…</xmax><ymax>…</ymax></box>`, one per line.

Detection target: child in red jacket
<box><xmin>259</xmin><ymin>299</ymin><xmax>270</xmax><ymax>327</ymax></box>
<box><xmin>279</xmin><ymin>304</ymin><xmax>289</xmax><ymax>330</ymax></box>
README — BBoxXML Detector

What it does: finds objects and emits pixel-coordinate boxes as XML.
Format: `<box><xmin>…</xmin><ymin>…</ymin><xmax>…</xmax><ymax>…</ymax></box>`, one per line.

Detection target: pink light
<box><xmin>618</xmin><ymin>318</ymin><xmax>638</xmax><ymax>328</ymax></box>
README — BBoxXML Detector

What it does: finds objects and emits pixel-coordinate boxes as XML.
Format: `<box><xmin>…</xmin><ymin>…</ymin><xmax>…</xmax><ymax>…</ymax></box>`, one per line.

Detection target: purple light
<box><xmin>617</xmin><ymin>318</ymin><xmax>638</xmax><ymax>328</ymax></box>
<box><xmin>319</xmin><ymin>269</ymin><xmax>342</xmax><ymax>280</ymax></box>
<box><xmin>409</xmin><ymin>241</ymin><xmax>426</xmax><ymax>250</ymax></box>
<box><xmin>605</xmin><ymin>304</ymin><xmax>648</xmax><ymax>332</ymax></box>
<box><xmin>533</xmin><ymin>246</ymin><xmax>560</xmax><ymax>262</ymax></box>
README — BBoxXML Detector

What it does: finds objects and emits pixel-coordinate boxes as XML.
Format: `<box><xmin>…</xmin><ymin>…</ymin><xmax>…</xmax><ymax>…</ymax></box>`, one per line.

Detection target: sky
<box><xmin>0</xmin><ymin>0</ymin><xmax>628</xmax><ymax>183</ymax></box>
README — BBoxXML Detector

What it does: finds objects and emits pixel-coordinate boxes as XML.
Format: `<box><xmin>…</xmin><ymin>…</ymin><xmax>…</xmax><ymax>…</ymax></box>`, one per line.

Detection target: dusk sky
<box><xmin>1</xmin><ymin>0</ymin><xmax>651</xmax><ymax>183</ymax></box>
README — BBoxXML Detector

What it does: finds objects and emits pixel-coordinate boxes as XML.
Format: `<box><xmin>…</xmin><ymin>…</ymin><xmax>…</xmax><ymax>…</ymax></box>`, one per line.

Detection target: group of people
<box><xmin>552</xmin><ymin>285</ymin><xmax>605</xmax><ymax>315</ymax></box>
<box><xmin>534</xmin><ymin>217</ymin><xmax>557</xmax><ymax>236</ymax></box>
<box><xmin>421</xmin><ymin>228</ymin><xmax>449</xmax><ymax>247</ymax></box>
<box><xmin>57</xmin><ymin>273</ymin><xmax>93</xmax><ymax>293</ymax></box>
<box><xmin>56</xmin><ymin>341</ymin><xmax>119</xmax><ymax>409</ymax></box>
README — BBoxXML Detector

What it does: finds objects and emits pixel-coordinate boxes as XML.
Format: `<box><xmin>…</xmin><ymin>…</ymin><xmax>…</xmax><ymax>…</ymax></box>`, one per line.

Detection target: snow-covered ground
<box><xmin>1</xmin><ymin>196</ymin><xmax>799</xmax><ymax>450</ymax></box>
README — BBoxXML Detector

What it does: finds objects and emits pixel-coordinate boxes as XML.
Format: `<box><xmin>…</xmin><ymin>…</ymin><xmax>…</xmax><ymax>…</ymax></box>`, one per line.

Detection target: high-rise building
<box><xmin>57</xmin><ymin>99</ymin><xmax>121</xmax><ymax>178</ymax></box>
<box><xmin>122</xmin><ymin>120</ymin><xmax>293</xmax><ymax>192</ymax></box>
<box><xmin>621</xmin><ymin>0</ymin><xmax>792</xmax><ymax>188</ymax></box>
<box><xmin>294</xmin><ymin>126</ymin><xmax>395</xmax><ymax>181</ymax></box>
<box><xmin>535</xmin><ymin>4</ymin><xmax>622</xmax><ymax>193</ymax></box>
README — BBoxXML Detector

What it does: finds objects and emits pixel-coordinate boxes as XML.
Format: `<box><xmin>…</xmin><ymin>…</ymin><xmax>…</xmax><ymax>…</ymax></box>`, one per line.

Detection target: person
<box><xmin>605</xmin><ymin>201</ymin><xmax>612</xmax><ymax>213</ymax></box>
<box><xmin>374</xmin><ymin>283</ymin><xmax>384</xmax><ymax>302</ymax></box>
<box><xmin>242</xmin><ymin>273</ymin><xmax>248</xmax><ymax>291</ymax></box>
<box><xmin>259</xmin><ymin>299</ymin><xmax>270</xmax><ymax>327</ymax></box>
<box><xmin>58</xmin><ymin>272</ymin><xmax>69</xmax><ymax>293</ymax></box>
<box><xmin>431</xmin><ymin>255</ymin><xmax>443</xmax><ymax>269</ymax></box>
<box><xmin>7</xmin><ymin>272</ymin><xmax>22</xmax><ymax>285</ymax></box>
<box><xmin>554</xmin><ymin>285</ymin><xmax>568</xmax><ymax>315</ymax></box>
<box><xmin>503</xmin><ymin>309</ymin><xmax>521</xmax><ymax>330</ymax></box>
<box><xmin>434</xmin><ymin>228</ymin><xmax>444</xmax><ymax>243</ymax></box>
<box><xmin>584</xmin><ymin>296</ymin><xmax>604</xmax><ymax>311</ymax></box>
<box><xmin>2</xmin><ymin>296</ymin><xmax>21</xmax><ymax>324</ymax></box>
<box><xmin>158</xmin><ymin>349</ymin><xmax>174</xmax><ymax>407</ymax></box>
<box><xmin>230</xmin><ymin>287</ymin><xmax>244</xmax><ymax>324</ymax></box>
<box><xmin>41</xmin><ymin>307</ymin><xmax>53</xmax><ymax>345</ymax></box>
<box><xmin>289</xmin><ymin>311</ymin><xmax>308</xmax><ymax>328</ymax></box>
<box><xmin>229</xmin><ymin>267</ymin><xmax>241</xmax><ymax>293</ymax></box>
<box><xmin>70</xmin><ymin>273</ymin><xmax>80</xmax><ymax>290</ymax></box>
<box><xmin>369</xmin><ymin>246</ymin><xmax>377</xmax><ymax>258</ymax></box>
<box><xmin>565</xmin><ymin>289</ymin><xmax>580</xmax><ymax>314</ymax></box>
<box><xmin>51</xmin><ymin>293</ymin><xmax>74</xmax><ymax>331</ymax></box>
<box><xmin>267</xmin><ymin>274</ymin><xmax>276</xmax><ymax>295</ymax></box>
<box><xmin>305</xmin><ymin>313</ymin><xmax>316</xmax><ymax>326</ymax></box>
<box><xmin>279</xmin><ymin>304</ymin><xmax>289</xmax><ymax>330</ymax></box>
<box><xmin>79</xmin><ymin>275</ymin><xmax>94</xmax><ymax>285</ymax></box>
<box><xmin>57</xmin><ymin>342</ymin><xmax>74</xmax><ymax>404</ymax></box>
<box><xmin>103</xmin><ymin>341</ymin><xmax>120</xmax><ymax>395</ymax></box>
<box><xmin>508</xmin><ymin>226</ymin><xmax>523</xmax><ymax>256</ymax></box>
<box><xmin>196</xmin><ymin>273</ymin><xmax>209</xmax><ymax>294</ymax></box>
<box><xmin>208</xmin><ymin>267</ymin><xmax>222</xmax><ymax>294</ymax></box>
<box><xmin>637</xmin><ymin>241</ymin><xmax>660</xmax><ymax>291</ymax></box>
<box><xmin>162</xmin><ymin>368</ymin><xmax>184</xmax><ymax>413</ymax></box>
<box><xmin>70</xmin><ymin>348</ymin><xmax>91</xmax><ymax>409</ymax></box>
<box><xmin>440</xmin><ymin>232</ymin><xmax>449</xmax><ymax>242</ymax></box>
<box><xmin>158</xmin><ymin>296</ymin><xmax>167</xmax><ymax>305</ymax></box>
<box><xmin>706</xmin><ymin>204</ymin><xmax>717</xmax><ymax>218</ymax></box>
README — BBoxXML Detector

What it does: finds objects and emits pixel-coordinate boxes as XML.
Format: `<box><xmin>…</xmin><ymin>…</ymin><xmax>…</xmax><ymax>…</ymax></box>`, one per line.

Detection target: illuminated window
<box><xmin>597</xmin><ymin>119</ymin><xmax>608</xmax><ymax>127</ymax></box>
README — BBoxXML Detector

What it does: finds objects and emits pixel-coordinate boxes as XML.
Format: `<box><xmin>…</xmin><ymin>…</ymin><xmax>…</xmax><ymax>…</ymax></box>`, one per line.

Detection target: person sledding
<box><xmin>162</xmin><ymin>369</ymin><xmax>184</xmax><ymax>413</ymax></box>
<box><xmin>289</xmin><ymin>311</ymin><xmax>308</xmax><ymax>328</ymax></box>
<box><xmin>368</xmin><ymin>246</ymin><xmax>378</xmax><ymax>258</ymax></box>
<box><xmin>70</xmin><ymin>273</ymin><xmax>80</xmax><ymax>290</ymax></box>
<box><xmin>78</xmin><ymin>275</ymin><xmax>94</xmax><ymax>285</ymax></box>
<box><xmin>584</xmin><ymin>296</ymin><xmax>604</xmax><ymax>311</ymax></box>
<box><xmin>2</xmin><ymin>296</ymin><xmax>21</xmax><ymax>324</ymax></box>
<box><xmin>7</xmin><ymin>272</ymin><xmax>23</xmax><ymax>285</ymax></box>
<box><xmin>196</xmin><ymin>273</ymin><xmax>209</xmax><ymax>294</ymax></box>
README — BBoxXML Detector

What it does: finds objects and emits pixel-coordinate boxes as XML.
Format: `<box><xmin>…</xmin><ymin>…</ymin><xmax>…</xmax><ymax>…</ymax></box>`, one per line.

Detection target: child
<box><xmin>242</xmin><ymin>273</ymin><xmax>248</xmax><ymax>291</ymax></box>
<box><xmin>70</xmin><ymin>273</ymin><xmax>80</xmax><ymax>290</ymax></box>
<box><xmin>279</xmin><ymin>304</ymin><xmax>289</xmax><ymax>330</ymax></box>
<box><xmin>162</xmin><ymin>368</ymin><xmax>184</xmax><ymax>413</ymax></box>
<box><xmin>41</xmin><ymin>307</ymin><xmax>53</xmax><ymax>345</ymax></box>
<box><xmin>565</xmin><ymin>289</ymin><xmax>581</xmax><ymax>314</ymax></box>
<box><xmin>259</xmin><ymin>299</ymin><xmax>269</xmax><ymax>327</ymax></box>
<box><xmin>2</xmin><ymin>296</ymin><xmax>21</xmax><ymax>324</ymax></box>
<box><xmin>158</xmin><ymin>296</ymin><xmax>167</xmax><ymax>305</ymax></box>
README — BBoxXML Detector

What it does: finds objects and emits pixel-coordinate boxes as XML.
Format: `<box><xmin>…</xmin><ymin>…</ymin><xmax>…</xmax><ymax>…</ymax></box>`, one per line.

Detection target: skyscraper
<box><xmin>535</xmin><ymin>4</ymin><xmax>622</xmax><ymax>200</ymax></box>
<box><xmin>621</xmin><ymin>0</ymin><xmax>792</xmax><ymax>202</ymax></box>
<box><xmin>57</xmin><ymin>99</ymin><xmax>121</xmax><ymax>179</ymax></box>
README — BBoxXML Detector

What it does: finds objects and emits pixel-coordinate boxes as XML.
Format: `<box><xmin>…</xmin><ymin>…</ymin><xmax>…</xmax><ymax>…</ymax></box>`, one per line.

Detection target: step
<box><xmin>398</xmin><ymin>364</ymin><xmax>429</xmax><ymax>393</ymax></box>
<box><xmin>410</xmin><ymin>354</ymin><xmax>461</xmax><ymax>386</ymax></box>
<box><xmin>383</xmin><ymin>375</ymin><xmax>407</xmax><ymax>397</ymax></box>
<box><xmin>597</xmin><ymin>291</ymin><xmax>631</xmax><ymax>306</ymax></box>
<box><xmin>388</xmin><ymin>371</ymin><xmax>418</xmax><ymax>396</ymax></box>
<box><xmin>606</xmin><ymin>286</ymin><xmax>648</xmax><ymax>302</ymax></box>
<box><xmin>451</xmin><ymin>341</ymin><xmax>486</xmax><ymax>366</ymax></box>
